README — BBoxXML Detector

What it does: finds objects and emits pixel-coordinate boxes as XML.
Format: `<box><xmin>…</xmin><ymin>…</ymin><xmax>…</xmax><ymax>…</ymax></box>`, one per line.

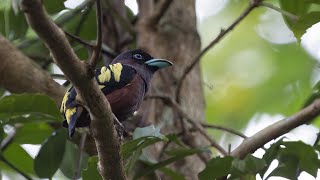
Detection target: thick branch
<box><xmin>231</xmin><ymin>98</ymin><xmax>320</xmax><ymax>159</ymax></box>
<box><xmin>21</xmin><ymin>1</ymin><xmax>126</xmax><ymax>179</ymax></box>
<box><xmin>0</xmin><ymin>36</ymin><xmax>65</xmax><ymax>105</ymax></box>
<box><xmin>176</xmin><ymin>0</ymin><xmax>262</xmax><ymax>100</ymax></box>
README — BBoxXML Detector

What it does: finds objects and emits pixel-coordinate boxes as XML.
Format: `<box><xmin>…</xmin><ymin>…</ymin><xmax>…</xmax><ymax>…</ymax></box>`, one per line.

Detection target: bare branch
<box><xmin>148</xmin><ymin>0</ymin><xmax>173</xmax><ymax>25</ymax></box>
<box><xmin>64</xmin><ymin>31</ymin><xmax>117</xmax><ymax>58</ymax></box>
<box><xmin>231</xmin><ymin>98</ymin><xmax>320</xmax><ymax>159</ymax></box>
<box><xmin>21</xmin><ymin>0</ymin><xmax>126</xmax><ymax>179</ymax></box>
<box><xmin>0</xmin><ymin>36</ymin><xmax>65</xmax><ymax>105</ymax></box>
<box><xmin>146</xmin><ymin>94</ymin><xmax>228</xmax><ymax>156</ymax></box>
<box><xmin>89</xmin><ymin>0</ymin><xmax>103</xmax><ymax>67</ymax></box>
<box><xmin>201</xmin><ymin>123</ymin><xmax>247</xmax><ymax>139</ymax></box>
<box><xmin>176</xmin><ymin>0</ymin><xmax>263</xmax><ymax>101</ymax></box>
<box><xmin>73</xmin><ymin>132</ymin><xmax>87</xmax><ymax>180</ymax></box>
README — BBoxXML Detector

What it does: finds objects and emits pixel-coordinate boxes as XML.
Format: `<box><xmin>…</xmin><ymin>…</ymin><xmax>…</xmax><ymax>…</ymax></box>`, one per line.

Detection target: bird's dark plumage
<box><xmin>60</xmin><ymin>49</ymin><xmax>172</xmax><ymax>138</ymax></box>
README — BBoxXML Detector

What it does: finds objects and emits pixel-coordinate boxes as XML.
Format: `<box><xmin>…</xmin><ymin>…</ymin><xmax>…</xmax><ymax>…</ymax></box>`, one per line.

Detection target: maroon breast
<box><xmin>106</xmin><ymin>74</ymin><xmax>146</xmax><ymax>121</ymax></box>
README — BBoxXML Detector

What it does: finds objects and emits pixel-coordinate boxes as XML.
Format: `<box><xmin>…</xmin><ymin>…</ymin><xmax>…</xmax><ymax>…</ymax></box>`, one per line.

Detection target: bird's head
<box><xmin>112</xmin><ymin>49</ymin><xmax>173</xmax><ymax>72</ymax></box>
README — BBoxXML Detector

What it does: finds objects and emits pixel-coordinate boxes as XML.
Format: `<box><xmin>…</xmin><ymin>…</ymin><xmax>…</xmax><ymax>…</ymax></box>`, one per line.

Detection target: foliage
<box><xmin>0</xmin><ymin>0</ymin><xmax>320</xmax><ymax>179</ymax></box>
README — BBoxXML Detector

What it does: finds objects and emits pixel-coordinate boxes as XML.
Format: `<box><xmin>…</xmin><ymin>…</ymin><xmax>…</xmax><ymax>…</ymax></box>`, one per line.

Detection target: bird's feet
<box><xmin>112</xmin><ymin>114</ymin><xmax>124</xmax><ymax>141</ymax></box>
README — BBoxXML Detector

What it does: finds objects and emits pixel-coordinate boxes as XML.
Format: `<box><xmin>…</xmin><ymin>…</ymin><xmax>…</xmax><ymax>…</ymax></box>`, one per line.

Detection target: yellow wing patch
<box><xmin>98</xmin><ymin>66</ymin><xmax>111</xmax><ymax>83</ymax></box>
<box><xmin>109</xmin><ymin>63</ymin><xmax>123</xmax><ymax>82</ymax></box>
<box><xmin>65</xmin><ymin>107</ymin><xmax>77</xmax><ymax>124</ymax></box>
<box><xmin>60</xmin><ymin>91</ymin><xmax>70</xmax><ymax>113</ymax></box>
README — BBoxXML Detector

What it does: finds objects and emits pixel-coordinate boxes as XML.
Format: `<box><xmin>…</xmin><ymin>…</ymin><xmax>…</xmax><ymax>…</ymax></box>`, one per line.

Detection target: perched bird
<box><xmin>60</xmin><ymin>49</ymin><xmax>173</xmax><ymax>138</ymax></box>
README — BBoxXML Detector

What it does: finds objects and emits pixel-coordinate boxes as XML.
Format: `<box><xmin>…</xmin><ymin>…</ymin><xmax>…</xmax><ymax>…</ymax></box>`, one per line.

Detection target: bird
<box><xmin>60</xmin><ymin>49</ymin><xmax>173</xmax><ymax>138</ymax></box>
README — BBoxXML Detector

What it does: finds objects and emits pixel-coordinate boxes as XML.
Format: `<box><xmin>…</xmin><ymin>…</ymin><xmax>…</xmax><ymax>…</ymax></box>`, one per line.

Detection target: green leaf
<box><xmin>267</xmin><ymin>155</ymin><xmax>299</xmax><ymax>179</ymax></box>
<box><xmin>260</xmin><ymin>139</ymin><xmax>284</xmax><ymax>177</ymax></box>
<box><xmin>279</xmin><ymin>0</ymin><xmax>320</xmax><ymax>39</ymax></box>
<box><xmin>230</xmin><ymin>155</ymin><xmax>266</xmax><ymax>178</ymax></box>
<box><xmin>0</xmin><ymin>94</ymin><xmax>63</xmax><ymax>124</ymax></box>
<box><xmin>15</xmin><ymin>123</ymin><xmax>54</xmax><ymax>144</ymax></box>
<box><xmin>59</xmin><ymin>140</ymin><xmax>89</xmax><ymax>179</ymax></box>
<box><xmin>34</xmin><ymin>128</ymin><xmax>67</xmax><ymax>178</ymax></box>
<box><xmin>43</xmin><ymin>0</ymin><xmax>65</xmax><ymax>14</ymax></box>
<box><xmin>158</xmin><ymin>167</ymin><xmax>185</xmax><ymax>180</ymax></box>
<box><xmin>8</xmin><ymin>7</ymin><xmax>28</xmax><ymax>40</ymax></box>
<box><xmin>289</xmin><ymin>12</ymin><xmax>320</xmax><ymax>40</ymax></box>
<box><xmin>266</xmin><ymin>141</ymin><xmax>320</xmax><ymax>179</ymax></box>
<box><xmin>281</xmin><ymin>141</ymin><xmax>319</xmax><ymax>177</ymax></box>
<box><xmin>82</xmin><ymin>156</ymin><xmax>102</xmax><ymax>180</ymax></box>
<box><xmin>1</xmin><ymin>142</ymin><xmax>35</xmax><ymax>175</ymax></box>
<box><xmin>134</xmin><ymin>148</ymin><xmax>204</xmax><ymax>179</ymax></box>
<box><xmin>199</xmin><ymin>156</ymin><xmax>233</xmax><ymax>180</ymax></box>
<box><xmin>0</xmin><ymin>124</ymin><xmax>4</xmax><ymax>143</ymax></box>
<box><xmin>133</xmin><ymin>125</ymin><xmax>168</xmax><ymax>141</ymax></box>
<box><xmin>0</xmin><ymin>87</ymin><xmax>5</xmax><ymax>98</ymax></box>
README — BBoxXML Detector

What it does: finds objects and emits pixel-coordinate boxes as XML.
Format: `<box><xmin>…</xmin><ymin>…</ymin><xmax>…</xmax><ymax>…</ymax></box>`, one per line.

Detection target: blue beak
<box><xmin>145</xmin><ymin>59</ymin><xmax>173</xmax><ymax>69</ymax></box>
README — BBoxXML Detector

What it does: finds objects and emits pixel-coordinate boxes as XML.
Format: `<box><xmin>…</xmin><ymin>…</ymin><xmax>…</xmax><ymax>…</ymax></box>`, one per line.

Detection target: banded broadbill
<box><xmin>60</xmin><ymin>49</ymin><xmax>172</xmax><ymax>138</ymax></box>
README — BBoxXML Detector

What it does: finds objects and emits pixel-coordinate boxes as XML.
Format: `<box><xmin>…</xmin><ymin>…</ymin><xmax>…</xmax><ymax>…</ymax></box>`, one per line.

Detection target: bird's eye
<box><xmin>133</xmin><ymin>54</ymin><xmax>143</xmax><ymax>60</ymax></box>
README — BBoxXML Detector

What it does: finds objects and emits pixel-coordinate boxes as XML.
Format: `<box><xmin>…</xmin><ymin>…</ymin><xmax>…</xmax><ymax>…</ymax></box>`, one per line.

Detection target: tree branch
<box><xmin>21</xmin><ymin>1</ymin><xmax>126</xmax><ymax>179</ymax></box>
<box><xmin>146</xmin><ymin>94</ymin><xmax>228</xmax><ymax>156</ymax></box>
<box><xmin>0</xmin><ymin>36</ymin><xmax>65</xmax><ymax>105</ymax></box>
<box><xmin>231</xmin><ymin>98</ymin><xmax>320</xmax><ymax>159</ymax></box>
<box><xmin>89</xmin><ymin>0</ymin><xmax>103</xmax><ymax>67</ymax></box>
<box><xmin>201</xmin><ymin>123</ymin><xmax>247</xmax><ymax>139</ymax></box>
<box><xmin>176</xmin><ymin>0</ymin><xmax>263</xmax><ymax>101</ymax></box>
<box><xmin>147</xmin><ymin>0</ymin><xmax>173</xmax><ymax>26</ymax></box>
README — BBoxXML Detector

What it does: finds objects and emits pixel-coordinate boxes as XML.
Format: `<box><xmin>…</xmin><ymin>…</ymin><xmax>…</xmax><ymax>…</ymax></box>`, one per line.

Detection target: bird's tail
<box><xmin>64</xmin><ymin>106</ymin><xmax>82</xmax><ymax>138</ymax></box>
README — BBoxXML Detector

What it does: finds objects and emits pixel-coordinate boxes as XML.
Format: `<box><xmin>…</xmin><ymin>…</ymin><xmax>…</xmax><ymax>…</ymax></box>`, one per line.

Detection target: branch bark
<box><xmin>21</xmin><ymin>0</ymin><xmax>126</xmax><ymax>179</ymax></box>
<box><xmin>231</xmin><ymin>98</ymin><xmax>320</xmax><ymax>159</ymax></box>
<box><xmin>0</xmin><ymin>36</ymin><xmax>65</xmax><ymax>105</ymax></box>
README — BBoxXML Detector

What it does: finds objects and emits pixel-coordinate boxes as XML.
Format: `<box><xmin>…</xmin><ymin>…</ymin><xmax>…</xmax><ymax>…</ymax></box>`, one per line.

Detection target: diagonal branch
<box><xmin>201</xmin><ymin>123</ymin><xmax>247</xmax><ymax>139</ymax></box>
<box><xmin>231</xmin><ymin>98</ymin><xmax>320</xmax><ymax>159</ymax></box>
<box><xmin>176</xmin><ymin>0</ymin><xmax>263</xmax><ymax>101</ymax></box>
<box><xmin>21</xmin><ymin>0</ymin><xmax>126</xmax><ymax>179</ymax></box>
<box><xmin>89</xmin><ymin>0</ymin><xmax>103</xmax><ymax>67</ymax></box>
<box><xmin>146</xmin><ymin>94</ymin><xmax>228</xmax><ymax>156</ymax></box>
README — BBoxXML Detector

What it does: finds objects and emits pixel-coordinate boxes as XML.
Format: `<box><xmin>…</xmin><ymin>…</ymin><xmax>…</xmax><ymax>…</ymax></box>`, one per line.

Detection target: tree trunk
<box><xmin>134</xmin><ymin>1</ymin><xmax>208</xmax><ymax>179</ymax></box>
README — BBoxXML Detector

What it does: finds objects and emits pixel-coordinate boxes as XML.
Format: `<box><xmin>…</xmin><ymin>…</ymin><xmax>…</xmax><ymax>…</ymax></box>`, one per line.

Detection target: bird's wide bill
<box><xmin>144</xmin><ymin>59</ymin><xmax>173</xmax><ymax>69</ymax></box>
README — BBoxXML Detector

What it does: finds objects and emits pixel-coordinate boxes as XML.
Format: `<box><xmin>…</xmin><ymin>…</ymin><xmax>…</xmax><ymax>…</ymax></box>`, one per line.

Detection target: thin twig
<box><xmin>176</xmin><ymin>0</ymin><xmax>263</xmax><ymax>101</ymax></box>
<box><xmin>0</xmin><ymin>155</ymin><xmax>33</xmax><ymax>180</ymax></box>
<box><xmin>260</xmin><ymin>2</ymin><xmax>299</xmax><ymax>21</ymax></box>
<box><xmin>65</xmin><ymin>30</ymin><xmax>95</xmax><ymax>48</ymax></box>
<box><xmin>73</xmin><ymin>132</ymin><xmax>87</xmax><ymax>180</ymax></box>
<box><xmin>148</xmin><ymin>0</ymin><xmax>173</xmax><ymax>25</ymax></box>
<box><xmin>64</xmin><ymin>31</ymin><xmax>117</xmax><ymax>58</ymax></box>
<box><xmin>146</xmin><ymin>94</ymin><xmax>228</xmax><ymax>155</ymax></box>
<box><xmin>89</xmin><ymin>0</ymin><xmax>103</xmax><ymax>67</ymax></box>
<box><xmin>201</xmin><ymin>123</ymin><xmax>247</xmax><ymax>139</ymax></box>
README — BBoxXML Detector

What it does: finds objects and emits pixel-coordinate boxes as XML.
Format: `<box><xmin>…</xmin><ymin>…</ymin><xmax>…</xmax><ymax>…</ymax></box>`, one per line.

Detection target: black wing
<box><xmin>61</xmin><ymin>63</ymin><xmax>136</xmax><ymax>138</ymax></box>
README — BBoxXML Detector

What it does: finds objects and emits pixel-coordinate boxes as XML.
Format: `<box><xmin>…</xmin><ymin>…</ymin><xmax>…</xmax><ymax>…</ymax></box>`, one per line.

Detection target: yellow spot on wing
<box><xmin>66</xmin><ymin>107</ymin><xmax>77</xmax><ymax>124</ymax></box>
<box><xmin>98</xmin><ymin>66</ymin><xmax>111</xmax><ymax>83</ymax></box>
<box><xmin>110</xmin><ymin>63</ymin><xmax>123</xmax><ymax>82</ymax></box>
<box><xmin>99</xmin><ymin>85</ymin><xmax>105</xmax><ymax>89</ymax></box>
<box><xmin>60</xmin><ymin>91</ymin><xmax>70</xmax><ymax>113</ymax></box>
